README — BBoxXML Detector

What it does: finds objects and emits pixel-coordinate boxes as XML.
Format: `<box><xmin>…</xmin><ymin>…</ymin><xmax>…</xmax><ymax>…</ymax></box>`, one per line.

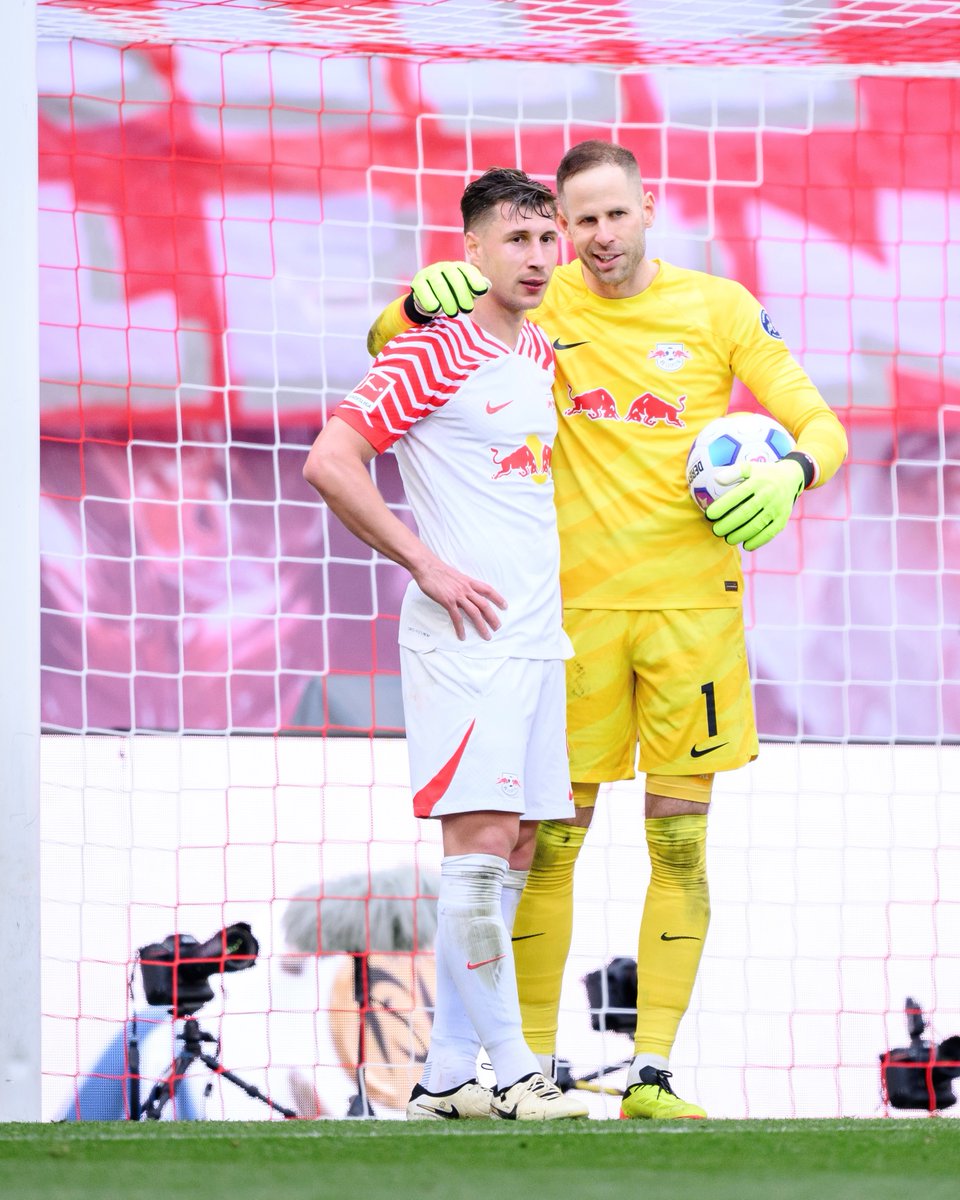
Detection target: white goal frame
<box><xmin>11</xmin><ymin>0</ymin><xmax>960</xmax><ymax>1123</ymax></box>
<box><xmin>0</xmin><ymin>0</ymin><xmax>41</xmax><ymax>1124</ymax></box>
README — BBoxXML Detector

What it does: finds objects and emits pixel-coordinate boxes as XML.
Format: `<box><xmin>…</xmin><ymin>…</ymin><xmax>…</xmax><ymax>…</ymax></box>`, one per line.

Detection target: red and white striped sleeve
<box><xmin>332</xmin><ymin>319</ymin><xmax>497</xmax><ymax>451</ymax></box>
<box><xmin>518</xmin><ymin>320</ymin><xmax>555</xmax><ymax>374</ymax></box>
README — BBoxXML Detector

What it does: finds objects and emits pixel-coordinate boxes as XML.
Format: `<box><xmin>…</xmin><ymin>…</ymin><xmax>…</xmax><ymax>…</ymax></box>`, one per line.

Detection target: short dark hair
<box><xmin>461</xmin><ymin>167</ymin><xmax>557</xmax><ymax>232</ymax></box>
<box><xmin>556</xmin><ymin>140</ymin><xmax>641</xmax><ymax>195</ymax></box>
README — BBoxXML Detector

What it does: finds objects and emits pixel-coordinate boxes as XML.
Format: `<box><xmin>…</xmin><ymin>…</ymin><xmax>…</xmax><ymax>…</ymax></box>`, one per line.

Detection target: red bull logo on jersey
<box><xmin>562</xmin><ymin>384</ymin><xmax>685</xmax><ymax>427</ymax></box>
<box><xmin>491</xmin><ymin>444</ymin><xmax>537</xmax><ymax>478</ymax></box>
<box><xmin>623</xmin><ymin>392</ymin><xmax>686</xmax><ymax>428</ymax></box>
<box><xmin>490</xmin><ymin>436</ymin><xmax>552</xmax><ymax>483</ymax></box>
<box><xmin>648</xmin><ymin>342</ymin><xmax>691</xmax><ymax>372</ymax></box>
<box><xmin>563</xmin><ymin>385</ymin><xmax>619</xmax><ymax>421</ymax></box>
<box><xmin>496</xmin><ymin>773</ymin><xmax>521</xmax><ymax>798</ymax></box>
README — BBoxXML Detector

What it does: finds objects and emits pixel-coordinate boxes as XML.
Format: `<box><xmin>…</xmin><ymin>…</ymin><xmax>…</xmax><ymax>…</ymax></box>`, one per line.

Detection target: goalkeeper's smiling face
<box><xmin>464</xmin><ymin>205</ymin><xmax>559</xmax><ymax>316</ymax></box>
<box><xmin>558</xmin><ymin>162</ymin><xmax>657</xmax><ymax>299</ymax></box>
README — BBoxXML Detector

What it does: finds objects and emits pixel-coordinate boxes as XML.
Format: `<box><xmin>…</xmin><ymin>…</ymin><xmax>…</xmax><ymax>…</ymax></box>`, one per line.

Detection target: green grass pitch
<box><xmin>2</xmin><ymin>1118</ymin><xmax>959</xmax><ymax>1200</ymax></box>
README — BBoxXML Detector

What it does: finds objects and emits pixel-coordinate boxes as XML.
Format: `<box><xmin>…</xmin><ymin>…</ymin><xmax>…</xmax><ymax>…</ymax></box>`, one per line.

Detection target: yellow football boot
<box><xmin>619</xmin><ymin>1067</ymin><xmax>706</xmax><ymax>1120</ymax></box>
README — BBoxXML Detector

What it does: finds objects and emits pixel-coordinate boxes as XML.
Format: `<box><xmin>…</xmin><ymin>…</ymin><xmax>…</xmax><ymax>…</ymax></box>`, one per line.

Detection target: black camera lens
<box><xmin>880</xmin><ymin>998</ymin><xmax>960</xmax><ymax>1112</ymax></box>
<box><xmin>138</xmin><ymin>923</ymin><xmax>258</xmax><ymax>1016</ymax></box>
<box><xmin>583</xmin><ymin>956</ymin><xmax>638</xmax><ymax>1036</ymax></box>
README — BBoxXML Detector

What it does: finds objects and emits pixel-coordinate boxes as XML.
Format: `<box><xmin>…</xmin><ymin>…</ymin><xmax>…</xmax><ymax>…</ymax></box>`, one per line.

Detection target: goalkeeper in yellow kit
<box><xmin>367</xmin><ymin>140</ymin><xmax>848</xmax><ymax>1119</ymax></box>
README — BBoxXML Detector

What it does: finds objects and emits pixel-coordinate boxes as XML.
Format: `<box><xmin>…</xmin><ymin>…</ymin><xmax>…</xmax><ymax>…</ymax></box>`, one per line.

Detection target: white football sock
<box><xmin>626</xmin><ymin>1052</ymin><xmax>670</xmax><ymax>1087</ymax></box>
<box><xmin>419</xmin><ymin>864</ymin><xmax>532</xmax><ymax>1093</ymax></box>
<box><xmin>419</xmin><ymin>915</ymin><xmax>484</xmax><ymax>1094</ymax></box>
<box><xmin>500</xmin><ymin>867</ymin><xmax>529</xmax><ymax>932</ymax></box>
<box><xmin>536</xmin><ymin>1052</ymin><xmax>557</xmax><ymax>1081</ymax></box>
<box><xmin>436</xmin><ymin>853</ymin><xmax>539</xmax><ymax>1090</ymax></box>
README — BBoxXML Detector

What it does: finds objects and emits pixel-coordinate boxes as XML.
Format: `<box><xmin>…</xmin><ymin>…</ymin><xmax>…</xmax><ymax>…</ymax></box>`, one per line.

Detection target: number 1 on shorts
<box><xmin>700</xmin><ymin>681</ymin><xmax>718</xmax><ymax>739</ymax></box>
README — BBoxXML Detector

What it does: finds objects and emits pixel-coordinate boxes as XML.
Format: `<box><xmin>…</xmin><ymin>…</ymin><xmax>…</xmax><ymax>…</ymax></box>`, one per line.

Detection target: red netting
<box><xmin>37</xmin><ymin>0</ymin><xmax>960</xmax><ymax>68</ymax></box>
<box><xmin>35</xmin><ymin>2</ymin><xmax>960</xmax><ymax>1128</ymax></box>
<box><xmin>38</xmin><ymin>35</ymin><xmax>960</xmax><ymax>738</ymax></box>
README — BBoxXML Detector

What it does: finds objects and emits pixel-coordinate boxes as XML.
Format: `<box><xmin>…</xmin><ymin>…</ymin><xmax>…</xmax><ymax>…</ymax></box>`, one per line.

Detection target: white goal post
<box><xmin>0</xmin><ymin>0</ymin><xmax>40</xmax><ymax>1123</ymax></box>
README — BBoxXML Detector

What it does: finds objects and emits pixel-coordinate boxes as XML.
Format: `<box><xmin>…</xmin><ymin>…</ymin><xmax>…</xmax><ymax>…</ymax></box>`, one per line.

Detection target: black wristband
<box><xmin>783</xmin><ymin>450</ymin><xmax>816</xmax><ymax>490</ymax></box>
<box><xmin>403</xmin><ymin>292</ymin><xmax>436</xmax><ymax>326</ymax></box>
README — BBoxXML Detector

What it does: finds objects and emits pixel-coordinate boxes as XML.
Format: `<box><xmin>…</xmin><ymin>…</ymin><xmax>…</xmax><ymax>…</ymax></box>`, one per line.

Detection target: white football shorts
<box><xmin>400</xmin><ymin>648</ymin><xmax>573</xmax><ymax>822</ymax></box>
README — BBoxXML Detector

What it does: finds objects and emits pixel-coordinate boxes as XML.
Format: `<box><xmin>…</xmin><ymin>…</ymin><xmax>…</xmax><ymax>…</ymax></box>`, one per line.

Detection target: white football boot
<box><xmin>491</xmin><ymin>1072</ymin><xmax>588</xmax><ymax>1121</ymax></box>
<box><xmin>406</xmin><ymin>1079</ymin><xmax>494</xmax><ymax>1121</ymax></box>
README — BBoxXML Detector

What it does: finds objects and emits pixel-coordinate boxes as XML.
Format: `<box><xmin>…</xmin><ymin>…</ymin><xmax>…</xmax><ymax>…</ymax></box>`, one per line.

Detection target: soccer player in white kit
<box><xmin>303</xmin><ymin>168</ymin><xmax>587</xmax><ymax>1121</ymax></box>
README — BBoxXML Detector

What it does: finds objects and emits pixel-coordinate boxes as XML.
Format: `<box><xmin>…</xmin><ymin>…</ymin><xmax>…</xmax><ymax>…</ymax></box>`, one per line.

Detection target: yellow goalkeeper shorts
<box><xmin>564</xmin><ymin>606</ymin><xmax>758</xmax><ymax>782</ymax></box>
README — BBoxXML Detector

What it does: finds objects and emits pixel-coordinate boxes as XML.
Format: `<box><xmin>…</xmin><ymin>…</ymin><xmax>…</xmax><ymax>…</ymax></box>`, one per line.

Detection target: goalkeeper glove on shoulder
<box><xmin>405</xmin><ymin>261</ymin><xmax>490</xmax><ymax>320</ymax></box>
<box><xmin>706</xmin><ymin>457</ymin><xmax>806</xmax><ymax>551</ymax></box>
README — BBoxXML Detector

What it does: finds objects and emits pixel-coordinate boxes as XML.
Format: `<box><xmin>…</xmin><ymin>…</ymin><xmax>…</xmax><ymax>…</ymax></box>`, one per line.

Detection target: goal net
<box><xmin>33</xmin><ymin>0</ymin><xmax>960</xmax><ymax>1121</ymax></box>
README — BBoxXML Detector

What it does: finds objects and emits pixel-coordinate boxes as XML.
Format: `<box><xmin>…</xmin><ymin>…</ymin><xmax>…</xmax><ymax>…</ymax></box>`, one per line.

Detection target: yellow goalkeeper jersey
<box><xmin>368</xmin><ymin>258</ymin><xmax>848</xmax><ymax>611</ymax></box>
<box><xmin>532</xmin><ymin>259</ymin><xmax>847</xmax><ymax>611</ymax></box>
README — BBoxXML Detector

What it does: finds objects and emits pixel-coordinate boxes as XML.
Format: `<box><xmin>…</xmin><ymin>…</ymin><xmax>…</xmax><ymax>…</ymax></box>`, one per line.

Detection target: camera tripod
<box><xmin>555</xmin><ymin>1056</ymin><xmax>632</xmax><ymax>1097</ymax></box>
<box><xmin>132</xmin><ymin>1012</ymin><xmax>297</xmax><ymax>1120</ymax></box>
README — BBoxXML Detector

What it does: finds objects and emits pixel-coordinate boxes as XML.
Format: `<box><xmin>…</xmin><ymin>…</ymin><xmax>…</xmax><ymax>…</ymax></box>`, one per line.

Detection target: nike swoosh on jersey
<box><xmin>485</xmin><ymin>399</ymin><xmax>513</xmax><ymax>413</ymax></box>
<box><xmin>660</xmin><ymin>933</ymin><xmax>701</xmax><ymax>942</ymax></box>
<box><xmin>511</xmin><ymin>932</ymin><xmax>545</xmax><ymax>942</ymax></box>
<box><xmin>467</xmin><ymin>953</ymin><xmax>507</xmax><ymax>970</ymax></box>
<box><xmin>552</xmin><ymin>338</ymin><xmax>590</xmax><ymax>351</ymax></box>
<box><xmin>690</xmin><ymin>741</ymin><xmax>728</xmax><ymax>758</ymax></box>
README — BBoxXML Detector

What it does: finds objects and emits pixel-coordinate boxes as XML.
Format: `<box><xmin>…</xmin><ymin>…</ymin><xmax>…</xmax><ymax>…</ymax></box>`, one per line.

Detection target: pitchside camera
<box><xmin>880</xmin><ymin>996</ymin><xmax>960</xmax><ymax>1111</ymax></box>
<box><xmin>542</xmin><ymin>958</ymin><xmax>639</xmax><ymax>1097</ymax></box>
<box><xmin>583</xmin><ymin>956</ymin><xmax>638</xmax><ymax>1036</ymax></box>
<box><xmin>138</xmin><ymin>923</ymin><xmax>259</xmax><ymax>1016</ymax></box>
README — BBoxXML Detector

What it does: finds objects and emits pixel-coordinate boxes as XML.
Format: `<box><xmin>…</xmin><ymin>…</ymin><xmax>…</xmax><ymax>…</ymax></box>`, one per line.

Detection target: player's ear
<box><xmin>554</xmin><ymin>204</ymin><xmax>570</xmax><ymax>238</ymax></box>
<box><xmin>464</xmin><ymin>229</ymin><xmax>481</xmax><ymax>269</ymax></box>
<box><xmin>643</xmin><ymin>191</ymin><xmax>656</xmax><ymax>229</ymax></box>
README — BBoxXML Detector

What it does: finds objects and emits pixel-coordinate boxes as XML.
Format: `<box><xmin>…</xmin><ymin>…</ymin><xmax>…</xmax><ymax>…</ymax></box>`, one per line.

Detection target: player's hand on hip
<box><xmin>411</xmin><ymin>262</ymin><xmax>489</xmax><ymax>317</ymax></box>
<box><xmin>413</xmin><ymin>560</ymin><xmax>506</xmax><ymax>641</ymax></box>
<box><xmin>706</xmin><ymin>458</ymin><xmax>805</xmax><ymax>551</ymax></box>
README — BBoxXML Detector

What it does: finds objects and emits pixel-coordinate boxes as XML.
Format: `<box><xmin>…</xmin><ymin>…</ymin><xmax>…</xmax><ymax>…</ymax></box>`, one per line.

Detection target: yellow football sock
<box><xmin>512</xmin><ymin>815</ymin><xmax>589</xmax><ymax>1054</ymax></box>
<box><xmin>635</xmin><ymin>813</ymin><xmax>710</xmax><ymax>1059</ymax></box>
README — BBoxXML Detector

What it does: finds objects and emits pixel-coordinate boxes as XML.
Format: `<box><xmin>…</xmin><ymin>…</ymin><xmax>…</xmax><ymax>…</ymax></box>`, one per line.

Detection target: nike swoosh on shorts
<box><xmin>690</xmin><ymin>742</ymin><xmax>728</xmax><ymax>758</ymax></box>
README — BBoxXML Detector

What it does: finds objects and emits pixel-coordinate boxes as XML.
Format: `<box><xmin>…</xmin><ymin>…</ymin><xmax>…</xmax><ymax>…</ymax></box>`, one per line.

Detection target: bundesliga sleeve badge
<box><xmin>759</xmin><ymin>308</ymin><xmax>783</xmax><ymax>340</ymax></box>
<box><xmin>344</xmin><ymin>370</ymin><xmax>397</xmax><ymax>412</ymax></box>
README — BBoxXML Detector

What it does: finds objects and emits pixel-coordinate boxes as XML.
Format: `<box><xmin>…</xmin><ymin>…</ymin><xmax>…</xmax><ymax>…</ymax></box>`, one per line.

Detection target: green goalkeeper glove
<box><xmin>706</xmin><ymin>458</ymin><xmax>806</xmax><ymax>551</ymax></box>
<box><xmin>410</xmin><ymin>262</ymin><xmax>490</xmax><ymax>317</ymax></box>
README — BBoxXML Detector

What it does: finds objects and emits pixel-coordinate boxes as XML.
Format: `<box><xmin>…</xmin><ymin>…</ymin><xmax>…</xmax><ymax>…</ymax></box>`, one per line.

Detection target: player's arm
<box><xmin>708</xmin><ymin>294</ymin><xmax>848</xmax><ymax>550</ymax></box>
<box><xmin>366</xmin><ymin>263</ymin><xmax>489</xmax><ymax>357</ymax></box>
<box><xmin>727</xmin><ymin>289</ymin><xmax>848</xmax><ymax>486</ymax></box>
<box><xmin>303</xmin><ymin>417</ymin><xmax>505</xmax><ymax>641</ymax></box>
<box><xmin>750</xmin><ymin>364</ymin><xmax>847</xmax><ymax>490</ymax></box>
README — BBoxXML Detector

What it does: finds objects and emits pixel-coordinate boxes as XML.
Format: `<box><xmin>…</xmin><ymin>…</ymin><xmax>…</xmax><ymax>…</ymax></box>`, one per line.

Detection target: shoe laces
<box><xmin>499</xmin><ymin>1073</ymin><xmax>560</xmax><ymax>1101</ymax></box>
<box><xmin>530</xmin><ymin>1075</ymin><xmax>561</xmax><ymax>1099</ymax></box>
<box><xmin>637</xmin><ymin>1066</ymin><xmax>678</xmax><ymax>1097</ymax></box>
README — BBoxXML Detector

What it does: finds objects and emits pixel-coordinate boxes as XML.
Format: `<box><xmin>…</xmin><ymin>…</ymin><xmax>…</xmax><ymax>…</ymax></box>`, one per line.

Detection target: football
<box><xmin>686</xmin><ymin>412</ymin><xmax>796</xmax><ymax>512</ymax></box>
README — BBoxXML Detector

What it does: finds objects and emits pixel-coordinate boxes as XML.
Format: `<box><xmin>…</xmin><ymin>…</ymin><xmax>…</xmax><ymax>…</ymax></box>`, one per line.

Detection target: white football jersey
<box><xmin>334</xmin><ymin>315</ymin><xmax>572</xmax><ymax>660</ymax></box>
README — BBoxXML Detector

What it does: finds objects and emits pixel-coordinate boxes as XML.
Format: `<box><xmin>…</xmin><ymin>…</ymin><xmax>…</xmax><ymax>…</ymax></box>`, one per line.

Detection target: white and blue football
<box><xmin>686</xmin><ymin>412</ymin><xmax>796</xmax><ymax>512</ymax></box>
